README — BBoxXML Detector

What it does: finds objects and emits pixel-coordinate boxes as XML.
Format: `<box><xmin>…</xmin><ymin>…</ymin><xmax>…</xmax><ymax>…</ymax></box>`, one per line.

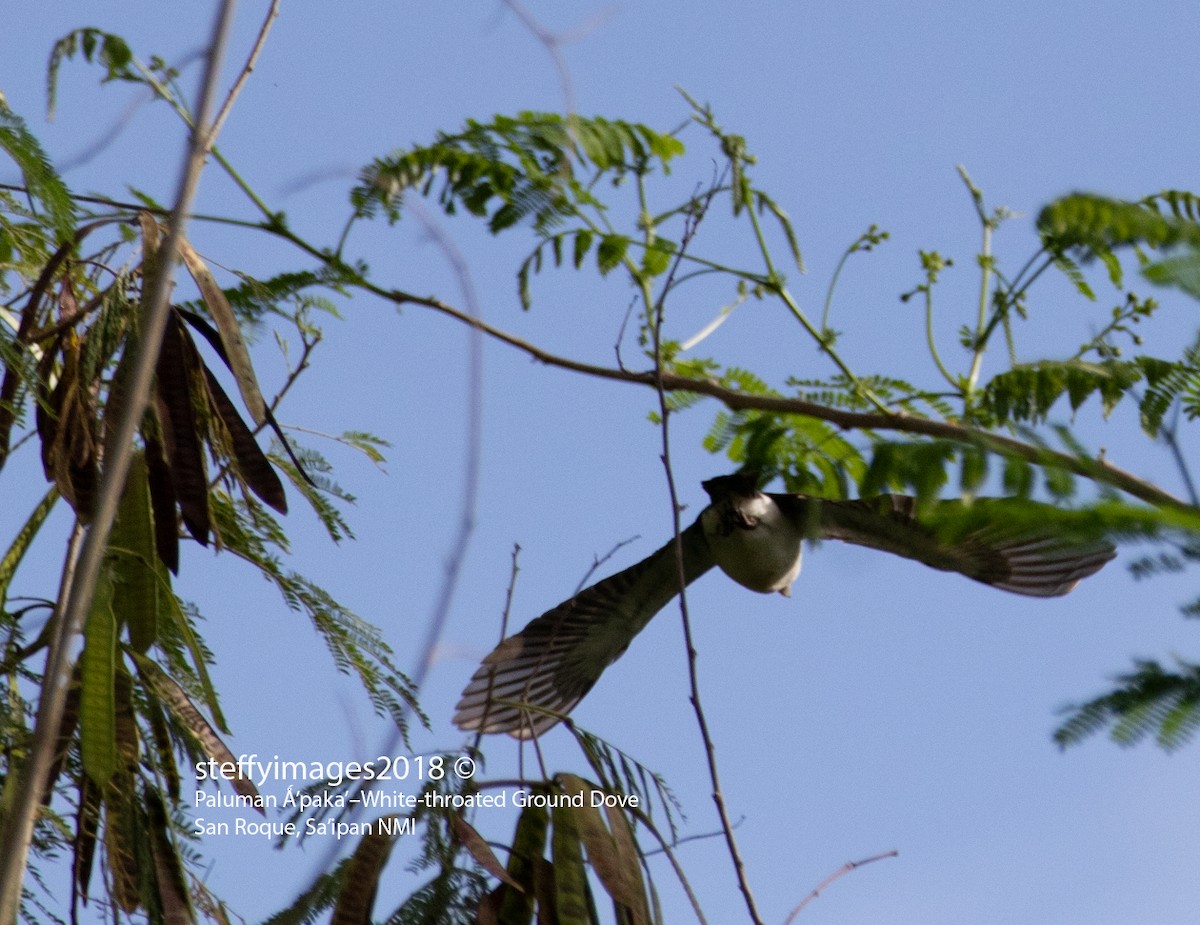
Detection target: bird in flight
<box><xmin>454</xmin><ymin>473</ymin><xmax>1116</xmax><ymax>738</ymax></box>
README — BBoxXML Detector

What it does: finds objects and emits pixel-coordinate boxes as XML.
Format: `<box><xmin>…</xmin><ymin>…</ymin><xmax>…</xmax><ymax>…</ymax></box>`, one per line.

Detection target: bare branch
<box><xmin>209</xmin><ymin>0</ymin><xmax>281</xmax><ymax>142</ymax></box>
<box><xmin>573</xmin><ymin>535</ymin><xmax>641</xmax><ymax>595</ymax></box>
<box><xmin>383</xmin><ymin>286</ymin><xmax>1185</xmax><ymax>510</ymax></box>
<box><xmin>500</xmin><ymin>0</ymin><xmax>616</xmax><ymax>115</ymax></box>
<box><xmin>310</xmin><ymin>199</ymin><xmax>486</xmax><ymax>873</ymax></box>
<box><xmin>0</xmin><ymin>2</ymin><xmax>240</xmax><ymax>917</ymax></box>
<box><xmin>652</xmin><ymin>185</ymin><xmax>765</xmax><ymax>925</ymax></box>
<box><xmin>783</xmin><ymin>850</ymin><xmax>899</xmax><ymax>923</ymax></box>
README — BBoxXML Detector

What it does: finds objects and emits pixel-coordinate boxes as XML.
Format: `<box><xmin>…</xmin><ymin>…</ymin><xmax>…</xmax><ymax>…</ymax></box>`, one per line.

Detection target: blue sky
<box><xmin>4</xmin><ymin>2</ymin><xmax>1199</xmax><ymax>923</ymax></box>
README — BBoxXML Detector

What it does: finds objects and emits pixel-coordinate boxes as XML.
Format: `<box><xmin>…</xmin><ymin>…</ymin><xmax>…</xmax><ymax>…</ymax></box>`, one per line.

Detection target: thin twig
<box><xmin>1159</xmin><ymin>402</ymin><xmax>1199</xmax><ymax>508</ymax></box>
<box><xmin>614</xmin><ymin>294</ymin><xmax>638</xmax><ymax>371</ymax></box>
<box><xmin>500</xmin><ymin>543</ymin><xmax>522</xmax><ymax>643</ymax></box>
<box><xmin>641</xmin><ymin>816</ymin><xmax>745</xmax><ymax>856</ymax></box>
<box><xmin>573</xmin><ymin>535</ymin><xmax>641</xmax><ymax>595</ymax></box>
<box><xmin>262</xmin><ymin>322</ymin><xmax>320</xmax><ymax>424</ymax></box>
<box><xmin>500</xmin><ymin>0</ymin><xmax>615</xmax><ymax>117</ymax></box>
<box><xmin>404</xmin><ymin>199</ymin><xmax>485</xmax><ymax>693</ymax></box>
<box><xmin>0</xmin><ymin>3</ymin><xmax>239</xmax><ymax>919</ymax></box>
<box><xmin>652</xmin><ymin>184</ymin><xmax>765</xmax><ymax>924</ymax></box>
<box><xmin>209</xmin><ymin>0</ymin><xmax>281</xmax><ymax>142</ymax></box>
<box><xmin>311</xmin><ymin>198</ymin><xmax>486</xmax><ymax>872</ymax></box>
<box><xmin>470</xmin><ymin>542</ymin><xmax>522</xmax><ymax>758</ymax></box>
<box><xmin>782</xmin><ymin>850</ymin><xmax>899</xmax><ymax>923</ymax></box>
<box><xmin>628</xmin><ymin>806</ymin><xmax>710</xmax><ymax>925</ymax></box>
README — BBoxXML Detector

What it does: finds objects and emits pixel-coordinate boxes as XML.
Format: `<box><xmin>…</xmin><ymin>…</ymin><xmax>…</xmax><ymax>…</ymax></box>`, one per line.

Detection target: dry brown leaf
<box><xmin>452</xmin><ymin>812</ymin><xmax>523</xmax><ymax>890</ymax></box>
<box><xmin>330</xmin><ymin>819</ymin><xmax>400</xmax><ymax>925</ymax></box>
<box><xmin>155</xmin><ymin>314</ymin><xmax>209</xmax><ymax>545</ymax></box>
<box><xmin>177</xmin><ymin>235</ymin><xmax>266</xmax><ymax>426</ymax></box>
<box><xmin>141</xmin><ymin>662</ymin><xmax>263</xmax><ymax>811</ymax></box>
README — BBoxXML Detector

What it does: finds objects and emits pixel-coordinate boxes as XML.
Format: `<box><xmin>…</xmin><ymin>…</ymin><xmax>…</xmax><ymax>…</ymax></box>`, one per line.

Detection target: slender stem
<box><xmin>652</xmin><ymin>190</ymin><xmax>766</xmax><ymax>925</ymax></box>
<box><xmin>965</xmin><ymin>219</ymin><xmax>994</xmax><ymax>398</ymax></box>
<box><xmin>974</xmin><ymin>254</ymin><xmax>1054</xmax><ymax>367</ymax></box>
<box><xmin>775</xmin><ymin>287</ymin><xmax>890</xmax><ymax>413</ymax></box>
<box><xmin>129</xmin><ymin>58</ymin><xmax>276</xmax><ymax>223</ymax></box>
<box><xmin>0</xmin><ymin>3</ymin><xmax>239</xmax><ymax>919</ymax></box>
<box><xmin>923</xmin><ymin>282</ymin><xmax>959</xmax><ymax>390</ymax></box>
<box><xmin>628</xmin><ymin>807</ymin><xmax>709</xmax><ymax>925</ymax></box>
<box><xmin>782</xmin><ymin>850</ymin><xmax>899</xmax><ymax>923</ymax></box>
<box><xmin>209</xmin><ymin>0</ymin><xmax>281</xmax><ymax>142</ymax></box>
<box><xmin>1159</xmin><ymin>404</ymin><xmax>1200</xmax><ymax>508</ymax></box>
<box><xmin>820</xmin><ymin>244</ymin><xmax>854</xmax><ymax>334</ymax></box>
<box><xmin>742</xmin><ymin>183</ymin><xmax>887</xmax><ymax>411</ymax></box>
<box><xmin>333</xmin><ymin>212</ymin><xmax>359</xmax><ymax>261</ymax></box>
<box><xmin>959</xmin><ymin>165</ymin><xmax>995</xmax><ymax>400</ymax></box>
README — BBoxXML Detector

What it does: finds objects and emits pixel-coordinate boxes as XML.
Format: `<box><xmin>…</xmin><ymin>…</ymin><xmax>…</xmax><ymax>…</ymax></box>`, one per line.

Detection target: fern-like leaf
<box><xmin>0</xmin><ymin>100</ymin><xmax>75</xmax><ymax>243</ymax></box>
<box><xmin>1055</xmin><ymin>659</ymin><xmax>1200</xmax><ymax>752</ymax></box>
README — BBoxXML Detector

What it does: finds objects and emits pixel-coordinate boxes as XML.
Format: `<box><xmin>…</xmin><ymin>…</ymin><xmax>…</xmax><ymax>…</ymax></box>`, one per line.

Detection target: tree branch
<box><xmin>0</xmin><ymin>3</ymin><xmax>239</xmax><ymax>919</ymax></box>
<box><xmin>371</xmin><ymin>281</ymin><xmax>1186</xmax><ymax>511</ymax></box>
<box><xmin>9</xmin><ymin>186</ymin><xmax>1182</xmax><ymax>511</ymax></box>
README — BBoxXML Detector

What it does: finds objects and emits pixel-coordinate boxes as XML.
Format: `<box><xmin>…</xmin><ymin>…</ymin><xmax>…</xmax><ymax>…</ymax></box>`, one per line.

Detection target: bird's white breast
<box><xmin>702</xmin><ymin>494</ymin><xmax>803</xmax><ymax>595</ymax></box>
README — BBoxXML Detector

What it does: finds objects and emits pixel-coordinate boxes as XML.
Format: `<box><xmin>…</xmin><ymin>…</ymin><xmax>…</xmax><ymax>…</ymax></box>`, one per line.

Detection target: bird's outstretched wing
<box><xmin>453</xmin><ymin>518</ymin><xmax>714</xmax><ymax>738</ymax></box>
<box><xmin>786</xmin><ymin>493</ymin><xmax>1116</xmax><ymax>597</ymax></box>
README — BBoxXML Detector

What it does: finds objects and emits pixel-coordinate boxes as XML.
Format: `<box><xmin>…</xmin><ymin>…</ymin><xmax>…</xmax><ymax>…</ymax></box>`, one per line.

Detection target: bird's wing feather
<box><xmin>775</xmin><ymin>493</ymin><xmax>1115</xmax><ymax>597</ymax></box>
<box><xmin>454</xmin><ymin>518</ymin><xmax>714</xmax><ymax>738</ymax></box>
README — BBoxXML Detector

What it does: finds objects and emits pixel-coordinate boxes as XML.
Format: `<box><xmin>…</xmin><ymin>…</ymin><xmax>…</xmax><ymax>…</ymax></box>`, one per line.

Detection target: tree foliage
<box><xmin>3</xmin><ymin>14</ymin><xmax>1200</xmax><ymax>925</ymax></box>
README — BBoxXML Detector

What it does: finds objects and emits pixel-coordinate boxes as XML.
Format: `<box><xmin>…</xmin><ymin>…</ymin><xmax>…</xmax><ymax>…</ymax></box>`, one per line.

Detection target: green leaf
<box><xmin>596</xmin><ymin>234</ymin><xmax>629</xmax><ymax>275</ymax></box>
<box><xmin>1055</xmin><ymin>659</ymin><xmax>1200</xmax><ymax>752</ymax></box>
<box><xmin>978</xmin><ymin>359</ymin><xmax>1153</xmax><ymax>427</ymax></box>
<box><xmin>640</xmin><ymin>239</ymin><xmax>675</xmax><ymax>278</ymax></box>
<box><xmin>1049</xmin><ymin>251</ymin><xmax>1096</xmax><ymax>300</ymax></box>
<box><xmin>353</xmin><ymin>112</ymin><xmax>682</xmax><ymax>234</ymax></box>
<box><xmin>80</xmin><ymin>568</ymin><xmax>118</xmax><ymax>787</ymax></box>
<box><xmin>499</xmin><ymin>803</ymin><xmax>548</xmax><ymax>925</ymax></box>
<box><xmin>1039</xmin><ymin>193</ymin><xmax>1200</xmax><ymax>252</ymax></box>
<box><xmin>1001</xmin><ymin>456</ymin><xmax>1034</xmax><ymax>497</ymax></box>
<box><xmin>46</xmin><ymin>28</ymin><xmax>135</xmax><ymax>119</ymax></box>
<box><xmin>0</xmin><ymin>487</ymin><xmax>58</xmax><ymax>605</ymax></box>
<box><xmin>959</xmin><ymin>446</ymin><xmax>988</xmax><ymax>495</ymax></box>
<box><xmin>109</xmin><ymin>453</ymin><xmax>158</xmax><ymax>653</ymax></box>
<box><xmin>1142</xmin><ymin>249</ymin><xmax>1200</xmax><ymax>299</ymax></box>
<box><xmin>155</xmin><ymin>585</ymin><xmax>227</xmax><ymax>731</ymax></box>
<box><xmin>551</xmin><ymin>804</ymin><xmax>589</xmax><ymax>925</ymax></box>
<box><xmin>756</xmin><ymin>191</ymin><xmax>804</xmax><ymax>271</ymax></box>
<box><xmin>572</xmin><ymin>229</ymin><xmax>593</xmax><ymax>269</ymax></box>
<box><xmin>517</xmin><ymin>248</ymin><xmax>537</xmax><ymax>309</ymax></box>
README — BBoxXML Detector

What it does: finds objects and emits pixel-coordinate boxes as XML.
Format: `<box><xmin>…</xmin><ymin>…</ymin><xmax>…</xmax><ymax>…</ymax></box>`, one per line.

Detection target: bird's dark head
<box><xmin>701</xmin><ymin>471</ymin><xmax>764</xmax><ymax>504</ymax></box>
